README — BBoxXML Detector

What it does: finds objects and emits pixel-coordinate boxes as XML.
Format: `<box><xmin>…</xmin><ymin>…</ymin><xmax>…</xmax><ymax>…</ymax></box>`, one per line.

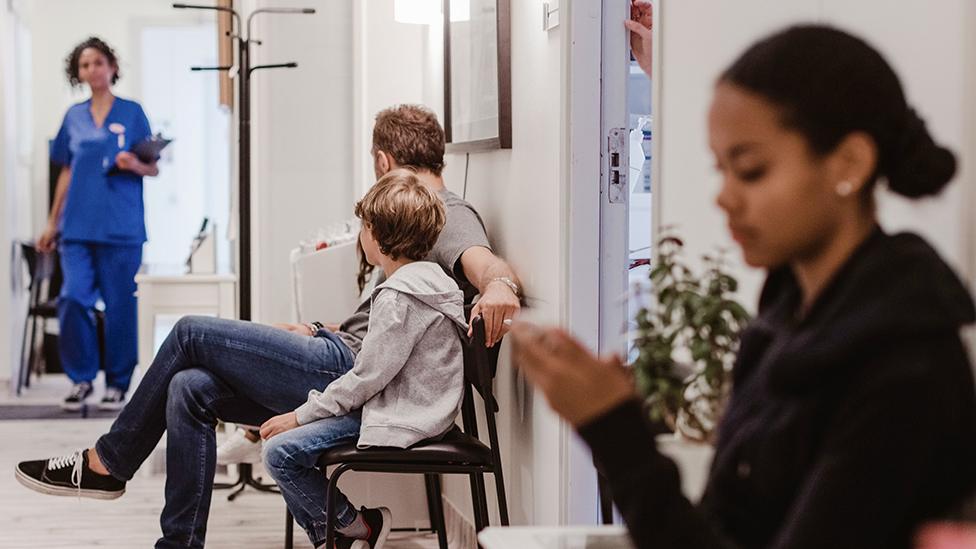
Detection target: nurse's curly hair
<box><xmin>65</xmin><ymin>36</ymin><xmax>120</xmax><ymax>87</ymax></box>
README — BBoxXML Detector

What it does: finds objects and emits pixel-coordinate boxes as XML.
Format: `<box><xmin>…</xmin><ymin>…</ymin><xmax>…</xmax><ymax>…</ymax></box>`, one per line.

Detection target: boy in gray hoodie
<box><xmin>259</xmin><ymin>168</ymin><xmax>468</xmax><ymax>549</ymax></box>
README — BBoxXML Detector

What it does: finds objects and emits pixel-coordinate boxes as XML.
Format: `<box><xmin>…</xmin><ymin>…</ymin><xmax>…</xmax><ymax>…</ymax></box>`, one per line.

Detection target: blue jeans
<box><xmin>58</xmin><ymin>241</ymin><xmax>142</xmax><ymax>391</ymax></box>
<box><xmin>264</xmin><ymin>412</ymin><xmax>363</xmax><ymax>546</ymax></box>
<box><xmin>94</xmin><ymin>315</ymin><xmax>357</xmax><ymax>549</ymax></box>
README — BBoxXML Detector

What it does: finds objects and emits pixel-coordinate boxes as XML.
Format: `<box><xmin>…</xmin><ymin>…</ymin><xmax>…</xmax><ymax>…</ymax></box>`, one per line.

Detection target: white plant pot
<box><xmin>655</xmin><ymin>433</ymin><xmax>715</xmax><ymax>503</ymax></box>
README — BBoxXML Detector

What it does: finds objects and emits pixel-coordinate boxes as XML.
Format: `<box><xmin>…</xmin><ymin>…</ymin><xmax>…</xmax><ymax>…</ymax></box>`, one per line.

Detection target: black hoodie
<box><xmin>580</xmin><ymin>228</ymin><xmax>976</xmax><ymax>549</ymax></box>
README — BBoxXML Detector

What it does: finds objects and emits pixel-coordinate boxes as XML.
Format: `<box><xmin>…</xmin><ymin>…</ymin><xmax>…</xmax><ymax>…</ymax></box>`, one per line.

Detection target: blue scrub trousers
<box><xmin>58</xmin><ymin>241</ymin><xmax>142</xmax><ymax>391</ymax></box>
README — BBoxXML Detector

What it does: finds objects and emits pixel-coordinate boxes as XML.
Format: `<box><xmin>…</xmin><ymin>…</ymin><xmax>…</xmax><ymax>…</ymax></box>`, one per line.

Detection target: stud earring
<box><xmin>835</xmin><ymin>180</ymin><xmax>854</xmax><ymax>197</ymax></box>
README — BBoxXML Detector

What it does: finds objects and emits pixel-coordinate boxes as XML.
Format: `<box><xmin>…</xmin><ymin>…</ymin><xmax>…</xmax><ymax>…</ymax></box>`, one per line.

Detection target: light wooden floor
<box><xmin>1</xmin><ymin>375</ymin><xmax>441</xmax><ymax>548</ymax></box>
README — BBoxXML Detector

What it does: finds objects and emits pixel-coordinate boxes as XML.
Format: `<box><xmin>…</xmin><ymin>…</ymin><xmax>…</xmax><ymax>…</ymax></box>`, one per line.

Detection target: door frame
<box><xmin>560</xmin><ymin>0</ymin><xmax>663</xmax><ymax>524</ymax></box>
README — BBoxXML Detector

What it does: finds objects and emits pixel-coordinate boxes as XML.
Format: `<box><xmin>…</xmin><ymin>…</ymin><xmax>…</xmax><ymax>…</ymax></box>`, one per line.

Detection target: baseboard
<box><xmin>442</xmin><ymin>496</ymin><xmax>478</xmax><ymax>549</ymax></box>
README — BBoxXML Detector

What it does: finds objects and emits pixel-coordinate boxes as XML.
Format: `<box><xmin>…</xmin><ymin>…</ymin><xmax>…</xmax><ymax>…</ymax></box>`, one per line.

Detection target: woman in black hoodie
<box><xmin>512</xmin><ymin>25</ymin><xmax>976</xmax><ymax>549</ymax></box>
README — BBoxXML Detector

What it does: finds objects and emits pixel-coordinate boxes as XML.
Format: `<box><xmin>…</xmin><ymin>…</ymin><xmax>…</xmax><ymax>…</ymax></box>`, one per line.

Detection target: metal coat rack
<box><xmin>173</xmin><ymin>2</ymin><xmax>315</xmax><ymax>500</ymax></box>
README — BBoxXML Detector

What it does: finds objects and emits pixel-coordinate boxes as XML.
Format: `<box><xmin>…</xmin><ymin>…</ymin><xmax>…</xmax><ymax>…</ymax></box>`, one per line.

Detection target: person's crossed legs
<box><xmin>17</xmin><ymin>315</ymin><xmax>355</xmax><ymax>549</ymax></box>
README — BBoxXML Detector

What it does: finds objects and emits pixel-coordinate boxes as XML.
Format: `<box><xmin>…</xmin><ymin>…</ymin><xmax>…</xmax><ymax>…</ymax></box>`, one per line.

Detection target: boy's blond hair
<box><xmin>355</xmin><ymin>169</ymin><xmax>446</xmax><ymax>261</ymax></box>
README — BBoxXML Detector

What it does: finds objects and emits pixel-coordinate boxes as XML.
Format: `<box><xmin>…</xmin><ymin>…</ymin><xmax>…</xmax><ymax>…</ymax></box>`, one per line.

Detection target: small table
<box><xmin>478</xmin><ymin>526</ymin><xmax>634</xmax><ymax>549</ymax></box>
<box><xmin>135</xmin><ymin>265</ymin><xmax>237</xmax><ymax>368</ymax></box>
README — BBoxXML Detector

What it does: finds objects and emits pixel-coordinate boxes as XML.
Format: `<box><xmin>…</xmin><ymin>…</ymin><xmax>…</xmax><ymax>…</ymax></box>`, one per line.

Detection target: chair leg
<box><xmin>492</xmin><ymin>467</ymin><xmax>510</xmax><ymax>526</ymax></box>
<box><xmin>325</xmin><ymin>464</ymin><xmax>352</xmax><ymax>549</ymax></box>
<box><xmin>598</xmin><ymin>471</ymin><xmax>614</xmax><ymax>525</ymax></box>
<box><xmin>17</xmin><ymin>312</ymin><xmax>31</xmax><ymax>395</ymax></box>
<box><xmin>25</xmin><ymin>315</ymin><xmax>40</xmax><ymax>389</ymax></box>
<box><xmin>96</xmin><ymin>311</ymin><xmax>106</xmax><ymax>372</ymax></box>
<box><xmin>474</xmin><ymin>472</ymin><xmax>491</xmax><ymax>528</ymax></box>
<box><xmin>424</xmin><ymin>474</ymin><xmax>439</xmax><ymax>532</ymax></box>
<box><xmin>426</xmin><ymin>474</ymin><xmax>449</xmax><ymax>549</ymax></box>
<box><xmin>468</xmin><ymin>473</ymin><xmax>487</xmax><ymax>531</ymax></box>
<box><xmin>285</xmin><ymin>509</ymin><xmax>294</xmax><ymax>549</ymax></box>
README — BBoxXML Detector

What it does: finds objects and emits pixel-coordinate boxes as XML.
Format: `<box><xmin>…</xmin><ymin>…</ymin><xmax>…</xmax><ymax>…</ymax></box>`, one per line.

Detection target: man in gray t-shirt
<box><xmin>317</xmin><ymin>104</ymin><xmax>521</xmax><ymax>353</ymax></box>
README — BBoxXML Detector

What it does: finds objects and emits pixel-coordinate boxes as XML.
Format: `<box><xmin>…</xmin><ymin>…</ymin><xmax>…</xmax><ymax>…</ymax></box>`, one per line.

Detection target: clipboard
<box><xmin>132</xmin><ymin>133</ymin><xmax>173</xmax><ymax>163</ymax></box>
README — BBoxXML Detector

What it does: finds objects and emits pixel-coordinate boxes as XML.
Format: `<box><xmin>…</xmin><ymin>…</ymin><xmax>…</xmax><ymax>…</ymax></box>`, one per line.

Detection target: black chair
<box><xmin>284</xmin><ymin>314</ymin><xmax>510</xmax><ymax>549</ymax></box>
<box><xmin>17</xmin><ymin>241</ymin><xmax>105</xmax><ymax>395</ymax></box>
<box><xmin>18</xmin><ymin>242</ymin><xmax>60</xmax><ymax>395</ymax></box>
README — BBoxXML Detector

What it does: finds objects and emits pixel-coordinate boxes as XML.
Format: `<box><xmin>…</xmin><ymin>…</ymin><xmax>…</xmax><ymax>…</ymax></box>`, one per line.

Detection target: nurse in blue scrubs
<box><xmin>37</xmin><ymin>37</ymin><xmax>159</xmax><ymax>412</ymax></box>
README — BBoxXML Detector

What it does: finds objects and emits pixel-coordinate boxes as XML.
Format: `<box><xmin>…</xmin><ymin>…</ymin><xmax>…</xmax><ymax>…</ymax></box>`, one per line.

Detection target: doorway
<box><xmin>140</xmin><ymin>24</ymin><xmax>231</xmax><ymax>272</ymax></box>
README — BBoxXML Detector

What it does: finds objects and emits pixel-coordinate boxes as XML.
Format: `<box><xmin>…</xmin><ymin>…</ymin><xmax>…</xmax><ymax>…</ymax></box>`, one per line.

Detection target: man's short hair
<box><xmin>372</xmin><ymin>105</ymin><xmax>445</xmax><ymax>176</ymax></box>
<box><xmin>355</xmin><ymin>169</ymin><xmax>446</xmax><ymax>261</ymax></box>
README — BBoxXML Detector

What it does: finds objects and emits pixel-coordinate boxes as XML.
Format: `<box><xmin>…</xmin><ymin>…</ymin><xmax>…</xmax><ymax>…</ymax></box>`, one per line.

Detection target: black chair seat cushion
<box><xmin>317</xmin><ymin>427</ymin><xmax>492</xmax><ymax>467</ymax></box>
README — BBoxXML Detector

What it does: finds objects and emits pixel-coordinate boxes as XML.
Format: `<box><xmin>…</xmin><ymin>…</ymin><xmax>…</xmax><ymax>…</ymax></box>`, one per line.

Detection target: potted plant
<box><xmin>631</xmin><ymin>231</ymin><xmax>752</xmax><ymax>444</ymax></box>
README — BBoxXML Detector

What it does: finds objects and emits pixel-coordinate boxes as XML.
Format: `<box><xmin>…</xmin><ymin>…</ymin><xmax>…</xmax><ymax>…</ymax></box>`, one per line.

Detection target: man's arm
<box><xmin>460</xmin><ymin>245</ymin><xmax>521</xmax><ymax>347</ymax></box>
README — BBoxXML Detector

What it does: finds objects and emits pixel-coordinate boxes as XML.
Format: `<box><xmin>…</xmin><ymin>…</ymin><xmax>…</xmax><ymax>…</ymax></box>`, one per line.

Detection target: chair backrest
<box><xmin>461</xmin><ymin>315</ymin><xmax>499</xmax><ymax>414</ymax></box>
<box><xmin>20</xmin><ymin>242</ymin><xmax>61</xmax><ymax>303</ymax></box>
<box><xmin>455</xmin><ymin>311</ymin><xmax>506</xmax><ymax>471</ymax></box>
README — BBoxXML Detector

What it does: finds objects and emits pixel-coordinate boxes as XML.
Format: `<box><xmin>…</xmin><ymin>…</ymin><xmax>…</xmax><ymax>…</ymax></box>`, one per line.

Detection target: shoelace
<box><xmin>68</xmin><ymin>384</ymin><xmax>90</xmax><ymax>400</ymax></box>
<box><xmin>48</xmin><ymin>450</ymin><xmax>85</xmax><ymax>498</ymax></box>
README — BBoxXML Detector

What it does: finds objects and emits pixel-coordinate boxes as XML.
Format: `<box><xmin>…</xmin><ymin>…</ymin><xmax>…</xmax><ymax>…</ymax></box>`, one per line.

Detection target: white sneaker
<box><xmin>216</xmin><ymin>429</ymin><xmax>263</xmax><ymax>465</ymax></box>
<box><xmin>97</xmin><ymin>387</ymin><xmax>127</xmax><ymax>411</ymax></box>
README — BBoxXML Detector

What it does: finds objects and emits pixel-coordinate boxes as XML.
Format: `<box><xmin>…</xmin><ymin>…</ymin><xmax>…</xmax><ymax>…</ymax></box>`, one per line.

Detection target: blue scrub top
<box><xmin>50</xmin><ymin>97</ymin><xmax>152</xmax><ymax>245</ymax></box>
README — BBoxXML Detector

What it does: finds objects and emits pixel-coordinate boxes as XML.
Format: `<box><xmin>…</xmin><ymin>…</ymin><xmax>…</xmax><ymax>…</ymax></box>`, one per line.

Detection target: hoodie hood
<box><xmin>742</xmin><ymin>228</ymin><xmax>975</xmax><ymax>392</ymax></box>
<box><xmin>372</xmin><ymin>261</ymin><xmax>468</xmax><ymax>329</ymax></box>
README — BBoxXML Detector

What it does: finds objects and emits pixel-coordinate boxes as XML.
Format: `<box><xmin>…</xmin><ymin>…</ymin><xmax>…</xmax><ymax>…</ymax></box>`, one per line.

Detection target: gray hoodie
<box><xmin>294</xmin><ymin>261</ymin><xmax>468</xmax><ymax>448</ymax></box>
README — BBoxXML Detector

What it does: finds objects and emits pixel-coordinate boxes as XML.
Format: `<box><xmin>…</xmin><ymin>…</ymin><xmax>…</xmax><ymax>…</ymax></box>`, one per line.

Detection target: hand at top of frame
<box><xmin>626</xmin><ymin>0</ymin><xmax>653</xmax><ymax>77</ymax></box>
<box><xmin>510</xmin><ymin>321</ymin><xmax>636</xmax><ymax>427</ymax></box>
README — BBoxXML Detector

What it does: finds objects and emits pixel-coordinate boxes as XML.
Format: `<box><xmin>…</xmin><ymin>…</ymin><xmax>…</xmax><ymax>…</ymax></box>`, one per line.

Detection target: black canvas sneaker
<box><xmin>97</xmin><ymin>387</ymin><xmax>127</xmax><ymax>411</ymax></box>
<box><xmin>15</xmin><ymin>450</ymin><xmax>125</xmax><ymax>500</ymax></box>
<box><xmin>350</xmin><ymin>507</ymin><xmax>392</xmax><ymax>549</ymax></box>
<box><xmin>61</xmin><ymin>382</ymin><xmax>93</xmax><ymax>412</ymax></box>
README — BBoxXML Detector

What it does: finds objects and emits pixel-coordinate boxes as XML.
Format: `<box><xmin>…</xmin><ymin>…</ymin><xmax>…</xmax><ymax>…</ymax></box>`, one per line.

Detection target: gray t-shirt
<box><xmin>335</xmin><ymin>189</ymin><xmax>490</xmax><ymax>355</ymax></box>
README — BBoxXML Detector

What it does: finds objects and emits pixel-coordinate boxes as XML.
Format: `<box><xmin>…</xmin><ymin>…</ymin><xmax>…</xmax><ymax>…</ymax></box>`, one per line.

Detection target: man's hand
<box><xmin>470</xmin><ymin>280</ymin><xmax>520</xmax><ymax>348</ymax></box>
<box><xmin>510</xmin><ymin>321</ymin><xmax>635</xmax><ymax>427</ymax></box>
<box><xmin>273</xmin><ymin>322</ymin><xmax>314</xmax><ymax>336</ymax></box>
<box><xmin>626</xmin><ymin>0</ymin><xmax>653</xmax><ymax>77</ymax></box>
<box><xmin>260</xmin><ymin>411</ymin><xmax>299</xmax><ymax>440</ymax></box>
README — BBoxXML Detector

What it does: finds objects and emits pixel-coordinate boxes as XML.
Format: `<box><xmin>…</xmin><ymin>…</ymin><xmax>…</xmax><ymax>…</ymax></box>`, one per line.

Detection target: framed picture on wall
<box><xmin>443</xmin><ymin>0</ymin><xmax>512</xmax><ymax>152</ymax></box>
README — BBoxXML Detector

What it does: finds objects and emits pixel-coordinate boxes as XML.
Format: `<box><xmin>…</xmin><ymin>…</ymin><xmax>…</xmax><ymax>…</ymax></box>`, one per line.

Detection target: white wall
<box><xmin>657</xmin><ymin>0</ymin><xmax>976</xmax><ymax>309</ymax></box>
<box><xmin>249</xmin><ymin>0</ymin><xmax>355</xmax><ymax>323</ymax></box>
<box><xmin>352</xmin><ymin>0</ymin><xmax>429</xmax><ymax>195</ymax></box>
<box><xmin>437</xmin><ymin>1</ymin><xmax>567</xmax><ymax>526</ymax></box>
<box><xmin>1</xmin><ymin>2</ymin><xmax>18</xmax><ymax>384</ymax></box>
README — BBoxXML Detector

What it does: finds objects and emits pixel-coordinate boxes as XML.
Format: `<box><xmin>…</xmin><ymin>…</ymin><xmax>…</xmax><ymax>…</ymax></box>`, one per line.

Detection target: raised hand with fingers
<box><xmin>510</xmin><ymin>321</ymin><xmax>636</xmax><ymax>426</ymax></box>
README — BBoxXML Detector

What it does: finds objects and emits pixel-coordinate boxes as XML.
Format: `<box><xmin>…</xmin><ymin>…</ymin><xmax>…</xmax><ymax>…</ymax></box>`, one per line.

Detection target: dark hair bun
<box><xmin>721</xmin><ymin>25</ymin><xmax>958</xmax><ymax>202</ymax></box>
<box><xmin>885</xmin><ymin>109</ymin><xmax>957</xmax><ymax>198</ymax></box>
